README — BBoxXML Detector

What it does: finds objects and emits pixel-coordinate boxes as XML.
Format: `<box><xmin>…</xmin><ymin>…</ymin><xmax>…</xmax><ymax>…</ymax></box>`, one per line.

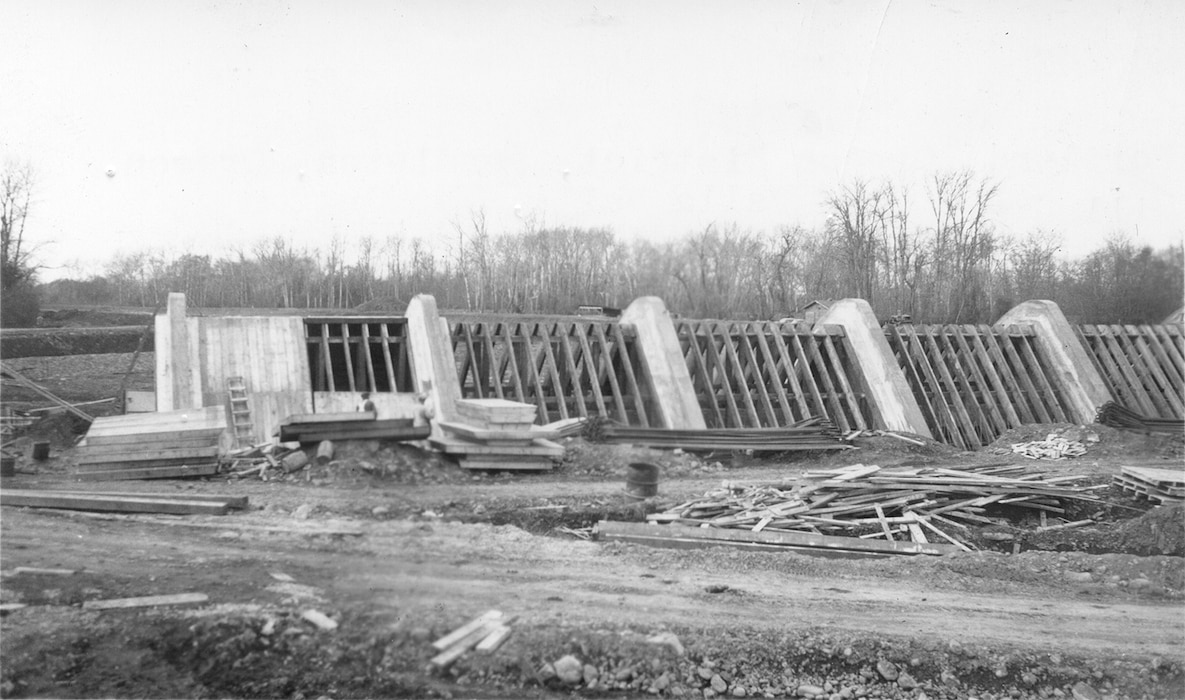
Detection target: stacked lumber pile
<box><xmin>1010</xmin><ymin>435</ymin><xmax>1087</xmax><ymax>460</ymax></box>
<box><xmin>585</xmin><ymin>416</ymin><xmax>849</xmax><ymax>451</ymax></box>
<box><xmin>1113</xmin><ymin>465</ymin><xmax>1185</xmax><ymax>504</ymax></box>
<box><xmin>75</xmin><ymin>407</ymin><xmax>228</xmax><ymax>481</ymax></box>
<box><xmin>278</xmin><ymin>412</ymin><xmax>430</xmax><ymax>443</ymax></box>
<box><xmin>432</xmin><ymin>399</ymin><xmax>563</xmax><ymax>471</ymax></box>
<box><xmin>1096</xmin><ymin>401</ymin><xmax>1185</xmax><ymax>435</ymax></box>
<box><xmin>0</xmin><ymin>489</ymin><xmax>246</xmax><ymax>515</ymax></box>
<box><xmin>429</xmin><ymin>610</ymin><xmax>515</xmax><ymax>668</ymax></box>
<box><xmin>598</xmin><ymin>463</ymin><xmax>1102</xmax><ymax>556</ymax></box>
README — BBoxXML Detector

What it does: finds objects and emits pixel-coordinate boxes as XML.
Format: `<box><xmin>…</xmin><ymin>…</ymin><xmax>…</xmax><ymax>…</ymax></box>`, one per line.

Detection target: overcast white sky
<box><xmin>3</xmin><ymin>0</ymin><xmax>1183</xmax><ymax>281</ymax></box>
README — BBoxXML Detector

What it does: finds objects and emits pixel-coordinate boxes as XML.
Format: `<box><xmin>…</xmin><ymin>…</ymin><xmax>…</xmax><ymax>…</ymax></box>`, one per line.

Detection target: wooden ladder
<box><xmin>227</xmin><ymin>376</ymin><xmax>253</xmax><ymax>448</ymax></box>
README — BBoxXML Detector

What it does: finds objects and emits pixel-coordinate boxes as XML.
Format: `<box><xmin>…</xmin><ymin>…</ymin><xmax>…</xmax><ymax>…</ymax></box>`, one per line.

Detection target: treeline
<box><xmin>39</xmin><ymin>174</ymin><xmax>1184</xmax><ymax>324</ymax></box>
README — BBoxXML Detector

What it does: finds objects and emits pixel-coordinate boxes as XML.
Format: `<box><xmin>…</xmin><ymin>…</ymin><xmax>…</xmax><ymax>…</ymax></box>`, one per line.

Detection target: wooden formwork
<box><xmin>674</xmin><ymin>320</ymin><xmax>870</xmax><ymax>431</ymax></box>
<box><xmin>447</xmin><ymin>315</ymin><xmax>653</xmax><ymax>427</ymax></box>
<box><xmin>303</xmin><ymin>317</ymin><xmax>415</xmax><ymax>393</ymax></box>
<box><xmin>884</xmin><ymin>324</ymin><xmax>1073</xmax><ymax>450</ymax></box>
<box><xmin>1075</xmin><ymin>324</ymin><xmax>1185</xmax><ymax>420</ymax></box>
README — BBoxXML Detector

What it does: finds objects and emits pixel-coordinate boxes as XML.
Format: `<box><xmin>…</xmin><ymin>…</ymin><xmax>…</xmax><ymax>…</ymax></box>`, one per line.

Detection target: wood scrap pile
<box><xmin>1113</xmin><ymin>465</ymin><xmax>1185</xmax><ymax>504</ymax></box>
<box><xmin>634</xmin><ymin>462</ymin><xmax>1102</xmax><ymax>554</ymax></box>
<box><xmin>584</xmin><ymin>416</ymin><xmax>849</xmax><ymax>452</ymax></box>
<box><xmin>429</xmin><ymin>610</ymin><xmax>515</xmax><ymax>668</ymax></box>
<box><xmin>1010</xmin><ymin>435</ymin><xmax>1087</xmax><ymax>460</ymax></box>
<box><xmin>432</xmin><ymin>399</ymin><xmax>564</xmax><ymax>471</ymax></box>
<box><xmin>279</xmin><ymin>412</ymin><xmax>430</xmax><ymax>443</ymax></box>
<box><xmin>0</xmin><ymin>489</ymin><xmax>246</xmax><ymax>515</ymax></box>
<box><xmin>222</xmin><ymin>443</ymin><xmax>315</xmax><ymax>480</ymax></box>
<box><xmin>75</xmin><ymin>407</ymin><xmax>228</xmax><ymax>481</ymax></box>
<box><xmin>1096</xmin><ymin>401</ymin><xmax>1185</xmax><ymax>435</ymax></box>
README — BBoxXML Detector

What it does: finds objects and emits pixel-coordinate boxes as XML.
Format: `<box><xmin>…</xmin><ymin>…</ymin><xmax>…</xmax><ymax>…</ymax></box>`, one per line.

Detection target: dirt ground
<box><xmin>1</xmin><ymin>353</ymin><xmax>1184</xmax><ymax>699</ymax></box>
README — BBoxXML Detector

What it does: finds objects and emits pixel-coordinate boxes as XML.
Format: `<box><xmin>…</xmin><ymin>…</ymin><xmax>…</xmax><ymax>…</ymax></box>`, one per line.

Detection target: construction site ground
<box><xmin>1</xmin><ymin>351</ymin><xmax>1184</xmax><ymax>700</ymax></box>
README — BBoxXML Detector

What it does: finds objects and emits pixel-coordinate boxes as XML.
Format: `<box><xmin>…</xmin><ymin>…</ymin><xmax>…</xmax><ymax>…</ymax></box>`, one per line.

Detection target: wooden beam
<box><xmin>1</xmin><ymin>490</ymin><xmax>229</xmax><ymax>515</ymax></box>
<box><xmin>74</xmin><ymin>464</ymin><xmax>220</xmax><ymax>481</ymax></box>
<box><xmin>82</xmin><ymin>593</ymin><xmax>208</xmax><ymax>611</ymax></box>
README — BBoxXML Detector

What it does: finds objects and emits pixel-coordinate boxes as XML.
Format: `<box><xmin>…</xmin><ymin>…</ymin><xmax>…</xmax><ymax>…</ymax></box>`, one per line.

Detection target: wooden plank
<box><xmin>751</xmin><ymin>325</ymin><xmax>794</xmax><ymax>425</ymax></box>
<box><xmin>457</xmin><ymin>323</ymin><xmax>483</xmax><ymax>398</ymax></box>
<box><xmin>610</xmin><ymin>323</ymin><xmax>650</xmax><ymax>426</ymax></box>
<box><xmin>572</xmin><ymin>322</ymin><xmax>608</xmax><ymax>418</ymax></box>
<box><xmin>886</xmin><ymin>324</ymin><xmax>939</xmax><ymax>434</ymax></box>
<box><xmin>905</xmin><ymin>325</ymin><xmax>966</xmax><ymax>448</ymax></box>
<box><xmin>518</xmin><ymin>322</ymin><xmax>551</xmax><ymax>423</ymax></box>
<box><xmin>787</xmin><ymin>333</ymin><xmax>830</xmax><ymax>427</ymax></box>
<box><xmin>475</xmin><ymin>623</ymin><xmax>513</xmax><ymax>653</ymax></box>
<box><xmin>455</xmin><ymin>399</ymin><xmax>538</xmax><ymax>424</ymax></box>
<box><xmin>1139</xmin><ymin>326</ymin><xmax>1184</xmax><ymax>397</ymax></box>
<box><xmin>538</xmin><ymin>322</ymin><xmax>573</xmax><ymax>420</ymax></box>
<box><xmin>951</xmin><ymin>325</ymin><xmax>1012</xmax><ymax>434</ymax></box>
<box><xmin>590</xmin><ymin>323</ymin><xmax>629</xmax><ymax>423</ymax></box>
<box><xmin>457</xmin><ymin>458</ymin><xmax>553</xmax><ymax>471</ymax></box>
<box><xmin>679</xmin><ymin>322</ymin><xmax>725</xmax><ymax>428</ymax></box>
<box><xmin>1122</xmin><ymin>325</ymin><xmax>1181</xmax><ymax>417</ymax></box>
<box><xmin>1096</xmin><ymin>325</ymin><xmax>1155</xmax><ymax>415</ymax></box>
<box><xmin>82</xmin><ymin>593</ymin><xmax>208</xmax><ymax>611</ymax></box>
<box><xmin>74</xmin><ymin>464</ymin><xmax>220</xmax><ymax>481</ymax></box>
<box><xmin>429</xmin><ymin>436</ymin><xmax>564</xmax><ymax>457</ymax></box>
<box><xmin>1015</xmin><ymin>335</ymin><xmax>1070</xmax><ymax>423</ymax></box>
<box><xmin>822</xmin><ymin>334</ymin><xmax>867</xmax><ymax>431</ymax></box>
<box><xmin>967</xmin><ymin>325</ymin><xmax>1022</xmax><ymax>427</ymax></box>
<box><xmin>770</xmin><ymin>328</ymin><xmax>811</xmax><ymax>421</ymax></box>
<box><xmin>718</xmin><ymin>323</ymin><xmax>761</xmax><ymax>427</ymax></box>
<box><xmin>432</xmin><ymin>610</ymin><xmax>503</xmax><ymax>650</ymax></box>
<box><xmin>940</xmin><ymin>326</ymin><xmax>1000</xmax><ymax>440</ymax></box>
<box><xmin>697</xmin><ymin>323</ymin><xmax>742</xmax><ymax>428</ymax></box>
<box><xmin>82</xmin><ymin>432</ymin><xmax>223</xmax><ymax>450</ymax></box>
<box><xmin>78</xmin><ymin>445</ymin><xmax>220</xmax><ymax>465</ymax></box>
<box><xmin>595</xmin><ymin>520</ymin><xmax>959</xmax><ymax>556</ymax></box>
<box><xmin>42</xmin><ymin>491</ymin><xmax>248</xmax><ymax>509</ymax></box>
<box><xmin>287</xmin><ymin>425</ymin><xmax>430</xmax><ymax>443</ymax></box>
<box><xmin>437</xmin><ymin>421</ymin><xmax>559</xmax><ymax>442</ymax></box>
<box><xmin>804</xmin><ymin>334</ymin><xmax>851</xmax><ymax>433</ymax></box>
<box><xmin>498</xmin><ymin>321</ymin><xmax>528</xmax><ymax>403</ymax></box>
<box><xmin>379</xmin><ymin>322</ymin><xmax>398</xmax><ymax>393</ymax></box>
<box><xmin>1</xmin><ymin>490</ymin><xmax>229</xmax><ymax>515</ymax></box>
<box><xmin>1151</xmin><ymin>324</ymin><xmax>1185</xmax><ymax>370</ymax></box>
<box><xmin>922</xmin><ymin>327</ymin><xmax>980</xmax><ymax>446</ymax></box>
<box><xmin>319</xmin><ymin>323</ymin><xmax>336</xmax><ymax>392</ymax></box>
<box><xmin>1110</xmin><ymin>324</ymin><xmax>1168</xmax><ymax>416</ymax></box>
<box><xmin>992</xmin><ymin>330</ymin><xmax>1051</xmax><ymax>424</ymax></box>
<box><xmin>477</xmin><ymin>322</ymin><xmax>504</xmax><ymax>400</ymax></box>
<box><xmin>556</xmin><ymin>322</ymin><xmax>588</xmax><ymax>418</ymax></box>
<box><xmin>736</xmin><ymin>323</ymin><xmax>778</xmax><ymax>426</ymax></box>
<box><xmin>358</xmin><ymin>324</ymin><xmax>377</xmax><ymax>393</ymax></box>
<box><xmin>282</xmin><ymin>411</ymin><xmax>378</xmax><ymax>425</ymax></box>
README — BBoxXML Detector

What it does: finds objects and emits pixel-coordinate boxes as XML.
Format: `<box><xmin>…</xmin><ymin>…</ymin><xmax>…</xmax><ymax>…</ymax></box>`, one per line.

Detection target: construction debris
<box><xmin>584</xmin><ymin>416</ymin><xmax>850</xmax><ymax>452</ymax></box>
<box><xmin>1113</xmin><ymin>465</ymin><xmax>1185</xmax><ymax>504</ymax></box>
<box><xmin>433</xmin><ymin>399</ymin><xmax>562</xmax><ymax>471</ymax></box>
<box><xmin>1010</xmin><ymin>435</ymin><xmax>1087</xmax><ymax>460</ymax></box>
<box><xmin>609</xmin><ymin>462</ymin><xmax>1102</xmax><ymax>555</ymax></box>
<box><xmin>75</xmin><ymin>406</ymin><xmax>227</xmax><ymax>481</ymax></box>
<box><xmin>1096</xmin><ymin>401</ymin><xmax>1185</xmax><ymax>435</ymax></box>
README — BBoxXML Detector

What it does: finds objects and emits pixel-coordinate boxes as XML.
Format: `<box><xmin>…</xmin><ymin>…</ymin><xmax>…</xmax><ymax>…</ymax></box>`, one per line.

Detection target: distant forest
<box><xmin>35</xmin><ymin>174</ymin><xmax>1185</xmax><ymax>325</ymax></box>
